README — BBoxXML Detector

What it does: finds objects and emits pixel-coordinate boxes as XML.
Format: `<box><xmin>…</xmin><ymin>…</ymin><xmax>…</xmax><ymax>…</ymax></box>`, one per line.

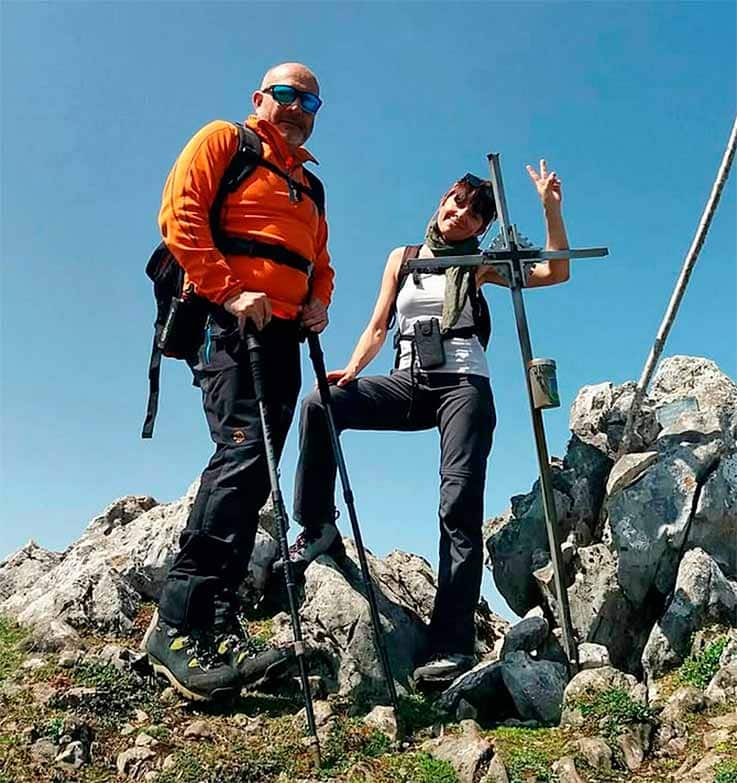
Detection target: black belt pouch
<box><xmin>413</xmin><ymin>318</ymin><xmax>446</xmax><ymax>369</ymax></box>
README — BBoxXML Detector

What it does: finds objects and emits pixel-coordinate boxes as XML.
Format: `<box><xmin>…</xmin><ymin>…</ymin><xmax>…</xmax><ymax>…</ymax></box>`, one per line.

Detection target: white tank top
<box><xmin>396</xmin><ymin>271</ymin><xmax>490</xmax><ymax>377</ymax></box>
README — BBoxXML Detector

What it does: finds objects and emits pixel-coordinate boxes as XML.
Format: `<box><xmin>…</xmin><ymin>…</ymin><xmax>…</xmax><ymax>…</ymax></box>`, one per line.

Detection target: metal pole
<box><xmin>619</xmin><ymin>115</ymin><xmax>737</xmax><ymax>456</ymax></box>
<box><xmin>306</xmin><ymin>333</ymin><xmax>400</xmax><ymax>714</ymax></box>
<box><xmin>509</xmin><ymin>287</ymin><xmax>578</xmax><ymax>672</ymax></box>
<box><xmin>487</xmin><ymin>153</ymin><xmax>579</xmax><ymax>672</ymax></box>
<box><xmin>245</xmin><ymin>331</ymin><xmax>321</xmax><ymax>766</ymax></box>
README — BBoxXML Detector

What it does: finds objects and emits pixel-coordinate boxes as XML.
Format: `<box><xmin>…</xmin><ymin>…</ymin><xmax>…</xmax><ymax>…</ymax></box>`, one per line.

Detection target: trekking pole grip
<box><xmin>244</xmin><ymin>329</ymin><xmax>266</xmax><ymax>401</ymax></box>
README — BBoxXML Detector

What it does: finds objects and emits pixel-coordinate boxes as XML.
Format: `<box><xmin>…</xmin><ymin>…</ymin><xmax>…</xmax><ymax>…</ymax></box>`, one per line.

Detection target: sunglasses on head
<box><xmin>262</xmin><ymin>84</ymin><xmax>322</xmax><ymax>114</ymax></box>
<box><xmin>461</xmin><ymin>172</ymin><xmax>493</xmax><ymax>195</ymax></box>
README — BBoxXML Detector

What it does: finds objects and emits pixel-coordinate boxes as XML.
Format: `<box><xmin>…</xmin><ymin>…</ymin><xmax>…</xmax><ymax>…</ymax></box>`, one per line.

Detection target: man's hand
<box><xmin>526</xmin><ymin>159</ymin><xmax>563</xmax><ymax>211</ymax></box>
<box><xmin>223</xmin><ymin>290</ymin><xmax>272</xmax><ymax>332</ymax></box>
<box><xmin>301</xmin><ymin>296</ymin><xmax>328</xmax><ymax>333</ymax></box>
<box><xmin>325</xmin><ymin>367</ymin><xmax>357</xmax><ymax>387</ymax></box>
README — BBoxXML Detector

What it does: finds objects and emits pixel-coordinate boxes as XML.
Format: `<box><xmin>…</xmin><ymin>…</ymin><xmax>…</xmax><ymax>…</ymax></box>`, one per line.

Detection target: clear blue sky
<box><xmin>2</xmin><ymin>2</ymin><xmax>735</xmax><ymax>621</ymax></box>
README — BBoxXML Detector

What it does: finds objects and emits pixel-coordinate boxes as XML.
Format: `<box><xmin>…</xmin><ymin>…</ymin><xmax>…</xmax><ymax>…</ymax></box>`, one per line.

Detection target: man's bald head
<box><xmin>260</xmin><ymin>63</ymin><xmax>319</xmax><ymax>95</ymax></box>
<box><xmin>252</xmin><ymin>62</ymin><xmax>321</xmax><ymax>150</ymax></box>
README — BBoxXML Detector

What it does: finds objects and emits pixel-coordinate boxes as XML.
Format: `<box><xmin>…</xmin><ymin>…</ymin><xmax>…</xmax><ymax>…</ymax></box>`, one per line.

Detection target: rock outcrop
<box><xmin>0</xmin><ymin>485</ymin><xmax>278</xmax><ymax>649</ymax></box>
<box><xmin>484</xmin><ymin>356</ymin><xmax>737</xmax><ymax>678</ymax></box>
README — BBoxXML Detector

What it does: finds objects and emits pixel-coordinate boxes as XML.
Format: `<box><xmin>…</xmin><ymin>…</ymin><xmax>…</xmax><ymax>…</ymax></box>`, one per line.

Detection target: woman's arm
<box><xmin>478</xmin><ymin>159</ymin><xmax>570</xmax><ymax>288</ymax></box>
<box><xmin>327</xmin><ymin>247</ymin><xmax>404</xmax><ymax>387</ymax></box>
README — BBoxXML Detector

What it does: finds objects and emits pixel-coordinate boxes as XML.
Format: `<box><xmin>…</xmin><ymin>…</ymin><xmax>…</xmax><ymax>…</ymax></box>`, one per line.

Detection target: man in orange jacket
<box><xmin>145</xmin><ymin>63</ymin><xmax>334</xmax><ymax>702</ymax></box>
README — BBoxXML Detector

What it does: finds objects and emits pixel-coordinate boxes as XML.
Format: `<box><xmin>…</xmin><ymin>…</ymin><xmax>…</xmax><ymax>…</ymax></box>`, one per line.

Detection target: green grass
<box><xmin>715</xmin><ymin>760</ymin><xmax>737</xmax><ymax>783</ymax></box>
<box><xmin>678</xmin><ymin>636</ymin><xmax>728</xmax><ymax>689</ymax></box>
<box><xmin>318</xmin><ymin>718</ymin><xmax>391</xmax><ymax>776</ymax></box>
<box><xmin>488</xmin><ymin>726</ymin><xmax>570</xmax><ymax>783</ymax></box>
<box><xmin>63</xmin><ymin>659</ymin><xmax>165</xmax><ymax>729</ymax></box>
<box><xmin>396</xmin><ymin>693</ymin><xmax>444</xmax><ymax>735</ymax></box>
<box><xmin>0</xmin><ymin>616</ymin><xmax>27</xmax><ymax>682</ymax></box>
<box><xmin>573</xmin><ymin>687</ymin><xmax>655</xmax><ymax>741</ymax></box>
<box><xmin>380</xmin><ymin>752</ymin><xmax>459</xmax><ymax>783</ymax></box>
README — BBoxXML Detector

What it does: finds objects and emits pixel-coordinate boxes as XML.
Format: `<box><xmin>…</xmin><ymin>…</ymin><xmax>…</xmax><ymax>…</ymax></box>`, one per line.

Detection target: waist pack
<box><xmin>142</xmin><ymin>121</ymin><xmax>325</xmax><ymax>438</ymax></box>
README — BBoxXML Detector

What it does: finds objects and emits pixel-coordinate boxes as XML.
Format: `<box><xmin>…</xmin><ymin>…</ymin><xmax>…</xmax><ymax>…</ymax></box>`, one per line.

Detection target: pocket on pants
<box><xmin>194</xmin><ymin>321</ymin><xmax>241</xmax><ymax>374</ymax></box>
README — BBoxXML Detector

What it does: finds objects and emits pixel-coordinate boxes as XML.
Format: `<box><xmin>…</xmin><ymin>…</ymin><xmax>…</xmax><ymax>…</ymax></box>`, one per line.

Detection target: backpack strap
<box><xmin>143</xmin><ymin>124</ymin><xmax>325</xmax><ymax>439</ymax></box>
<box><xmin>387</xmin><ymin>245</ymin><xmax>421</xmax><ymax>331</ymax></box>
<box><xmin>209</xmin><ymin>124</ymin><xmax>262</xmax><ymax>243</ymax></box>
<box><xmin>389</xmin><ymin>245</ymin><xmax>422</xmax><ymax>367</ymax></box>
<box><xmin>303</xmin><ymin>169</ymin><xmax>326</xmax><ymax>216</ymax></box>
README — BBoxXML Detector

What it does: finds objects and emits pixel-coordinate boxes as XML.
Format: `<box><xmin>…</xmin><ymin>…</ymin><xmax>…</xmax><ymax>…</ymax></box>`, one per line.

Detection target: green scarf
<box><xmin>424</xmin><ymin>221</ymin><xmax>479</xmax><ymax>331</ymax></box>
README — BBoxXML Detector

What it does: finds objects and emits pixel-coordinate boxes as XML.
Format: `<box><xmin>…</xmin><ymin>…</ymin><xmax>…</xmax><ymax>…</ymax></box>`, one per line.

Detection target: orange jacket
<box><xmin>158</xmin><ymin>116</ymin><xmax>333</xmax><ymax>319</ymax></box>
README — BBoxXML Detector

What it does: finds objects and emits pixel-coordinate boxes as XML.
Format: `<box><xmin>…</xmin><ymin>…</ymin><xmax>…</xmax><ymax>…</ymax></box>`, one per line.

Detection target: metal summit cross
<box><xmin>407</xmin><ymin>153</ymin><xmax>609</xmax><ymax>673</ymax></box>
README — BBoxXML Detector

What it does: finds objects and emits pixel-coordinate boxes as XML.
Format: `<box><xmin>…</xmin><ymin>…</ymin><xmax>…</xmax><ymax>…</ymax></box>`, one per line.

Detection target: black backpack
<box><xmin>387</xmin><ymin>244</ymin><xmax>491</xmax><ymax>367</ymax></box>
<box><xmin>142</xmin><ymin>122</ymin><xmax>325</xmax><ymax>438</ymax></box>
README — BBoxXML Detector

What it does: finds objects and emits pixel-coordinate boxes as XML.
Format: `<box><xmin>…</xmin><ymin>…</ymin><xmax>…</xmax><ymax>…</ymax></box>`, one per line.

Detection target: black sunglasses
<box><xmin>262</xmin><ymin>84</ymin><xmax>322</xmax><ymax>114</ymax></box>
<box><xmin>461</xmin><ymin>172</ymin><xmax>494</xmax><ymax>195</ymax></box>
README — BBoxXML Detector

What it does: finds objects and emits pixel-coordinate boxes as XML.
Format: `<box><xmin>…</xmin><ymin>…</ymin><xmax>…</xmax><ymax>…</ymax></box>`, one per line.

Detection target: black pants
<box><xmin>293</xmin><ymin>369</ymin><xmax>496</xmax><ymax>655</ymax></box>
<box><xmin>159</xmin><ymin>316</ymin><xmax>301</xmax><ymax>630</ymax></box>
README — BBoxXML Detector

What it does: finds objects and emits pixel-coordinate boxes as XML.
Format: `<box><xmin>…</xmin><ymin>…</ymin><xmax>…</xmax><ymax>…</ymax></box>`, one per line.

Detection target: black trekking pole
<box><xmin>245</xmin><ymin>329</ymin><xmax>321</xmax><ymax>766</ymax></box>
<box><xmin>306</xmin><ymin>332</ymin><xmax>400</xmax><ymax>715</ymax></box>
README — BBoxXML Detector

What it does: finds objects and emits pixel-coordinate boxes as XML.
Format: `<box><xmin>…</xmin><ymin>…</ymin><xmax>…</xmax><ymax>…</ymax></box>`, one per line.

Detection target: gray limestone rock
<box><xmin>551</xmin><ymin>756</ymin><xmax>586</xmax><ymax>783</ymax></box>
<box><xmin>606</xmin><ymin>452</ymin><xmax>658</xmax><ymax>497</ymax></box>
<box><xmin>420</xmin><ymin>720</ymin><xmax>493</xmax><ymax>783</ymax></box>
<box><xmin>500</xmin><ymin>616</ymin><xmax>549</xmax><ymax>659</ymax></box>
<box><xmin>642</xmin><ymin>548</ymin><xmax>737</xmax><ymax>679</ymax></box>
<box><xmin>363</xmin><ymin>705</ymin><xmax>399</xmax><ymax>743</ymax></box>
<box><xmin>660</xmin><ymin>686</ymin><xmax>707</xmax><ymax>723</ymax></box>
<box><xmin>561</xmin><ymin>666</ymin><xmax>646</xmax><ymax>726</ymax></box>
<box><xmin>499</xmin><ymin>651</ymin><xmax>568</xmax><ymax>725</ymax></box>
<box><xmin>578</xmin><ymin>643</ymin><xmax>610</xmax><ymax>670</ymax></box>
<box><xmin>705</xmin><ymin>662</ymin><xmax>737</xmax><ymax>706</ymax></box>
<box><xmin>0</xmin><ymin>483</ymin><xmax>278</xmax><ymax>640</ymax></box>
<box><xmin>569</xmin><ymin>381</ymin><xmax>658</xmax><ymax>458</ymax></box>
<box><xmin>687</xmin><ymin>451</ymin><xmax>737</xmax><ymax>578</ymax></box>
<box><xmin>557</xmin><ymin>544</ymin><xmax>647</xmax><ymax>674</ymax></box>
<box><xmin>116</xmin><ymin>746</ymin><xmax>156</xmax><ymax>777</ymax></box>
<box><xmin>482</xmin><ymin>754</ymin><xmax>510</xmax><ymax>783</ymax></box>
<box><xmin>271</xmin><ymin>541</ymin><xmax>508</xmax><ymax>703</ymax></box>
<box><xmin>55</xmin><ymin>740</ymin><xmax>87</xmax><ymax>769</ymax></box>
<box><xmin>649</xmin><ymin>356</ymin><xmax>737</xmax><ymax>448</ymax></box>
<box><xmin>485</xmin><ymin>486</ymin><xmax>572</xmax><ymax>616</ymax></box>
<box><xmin>571</xmin><ymin>737</ymin><xmax>612</xmax><ymax>771</ymax></box>
<box><xmin>616</xmin><ymin>722</ymin><xmax>652</xmax><ymax>771</ymax></box>
<box><xmin>608</xmin><ymin>439</ymin><xmax>723</xmax><ymax>610</ymax></box>
<box><xmin>30</xmin><ymin>738</ymin><xmax>60</xmax><ymax>764</ymax></box>
<box><xmin>0</xmin><ymin>541</ymin><xmax>63</xmax><ymax>603</ymax></box>
<box><xmin>436</xmin><ymin>661</ymin><xmax>515</xmax><ymax>724</ymax></box>
<box><xmin>676</xmin><ymin>751</ymin><xmax>729</xmax><ymax>783</ymax></box>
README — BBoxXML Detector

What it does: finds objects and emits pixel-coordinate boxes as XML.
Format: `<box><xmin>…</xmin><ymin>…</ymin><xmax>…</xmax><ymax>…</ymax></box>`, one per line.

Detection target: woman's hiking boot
<box><xmin>274</xmin><ymin>522</ymin><xmax>345</xmax><ymax>575</ymax></box>
<box><xmin>212</xmin><ymin>593</ymin><xmax>296</xmax><ymax>688</ymax></box>
<box><xmin>143</xmin><ymin>611</ymin><xmax>241</xmax><ymax>702</ymax></box>
<box><xmin>413</xmin><ymin>653</ymin><xmax>475</xmax><ymax>688</ymax></box>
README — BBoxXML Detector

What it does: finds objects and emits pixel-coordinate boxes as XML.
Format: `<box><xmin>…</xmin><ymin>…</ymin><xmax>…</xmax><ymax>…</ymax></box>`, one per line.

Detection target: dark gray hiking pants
<box><xmin>293</xmin><ymin>368</ymin><xmax>496</xmax><ymax>656</ymax></box>
<box><xmin>159</xmin><ymin>316</ymin><xmax>301</xmax><ymax>631</ymax></box>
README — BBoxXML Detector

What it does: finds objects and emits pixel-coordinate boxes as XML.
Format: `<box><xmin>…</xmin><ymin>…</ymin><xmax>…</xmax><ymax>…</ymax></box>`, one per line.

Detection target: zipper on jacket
<box><xmin>285</xmin><ymin>157</ymin><xmax>301</xmax><ymax>204</ymax></box>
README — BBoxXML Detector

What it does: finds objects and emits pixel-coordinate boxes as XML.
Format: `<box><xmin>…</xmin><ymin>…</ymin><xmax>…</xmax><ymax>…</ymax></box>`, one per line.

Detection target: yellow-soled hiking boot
<box><xmin>143</xmin><ymin>610</ymin><xmax>240</xmax><ymax>702</ymax></box>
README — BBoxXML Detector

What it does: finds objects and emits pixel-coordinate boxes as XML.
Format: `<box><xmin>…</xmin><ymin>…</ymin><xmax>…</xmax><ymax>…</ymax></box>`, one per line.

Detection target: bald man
<box><xmin>145</xmin><ymin>63</ymin><xmax>334</xmax><ymax>701</ymax></box>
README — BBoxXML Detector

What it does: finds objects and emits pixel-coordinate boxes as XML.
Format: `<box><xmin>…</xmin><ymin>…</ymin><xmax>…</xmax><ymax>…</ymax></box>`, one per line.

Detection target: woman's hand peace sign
<box><xmin>526</xmin><ymin>159</ymin><xmax>562</xmax><ymax>210</ymax></box>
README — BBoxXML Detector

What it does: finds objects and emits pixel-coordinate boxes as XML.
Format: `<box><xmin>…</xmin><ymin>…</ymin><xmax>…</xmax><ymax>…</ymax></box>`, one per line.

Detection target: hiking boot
<box><xmin>143</xmin><ymin>610</ymin><xmax>240</xmax><ymax>702</ymax></box>
<box><xmin>217</xmin><ymin>632</ymin><xmax>295</xmax><ymax>688</ymax></box>
<box><xmin>212</xmin><ymin>594</ymin><xmax>296</xmax><ymax>688</ymax></box>
<box><xmin>413</xmin><ymin>654</ymin><xmax>475</xmax><ymax>687</ymax></box>
<box><xmin>274</xmin><ymin>523</ymin><xmax>345</xmax><ymax>575</ymax></box>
